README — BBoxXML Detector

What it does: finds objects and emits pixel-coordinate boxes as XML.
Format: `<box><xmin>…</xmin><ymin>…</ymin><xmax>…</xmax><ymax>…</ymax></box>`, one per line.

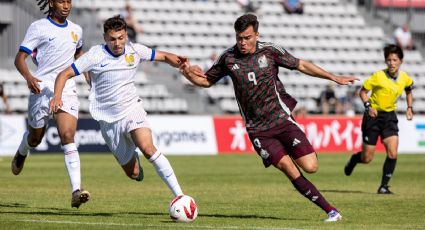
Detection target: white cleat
<box><xmin>324</xmin><ymin>209</ymin><xmax>342</xmax><ymax>222</ymax></box>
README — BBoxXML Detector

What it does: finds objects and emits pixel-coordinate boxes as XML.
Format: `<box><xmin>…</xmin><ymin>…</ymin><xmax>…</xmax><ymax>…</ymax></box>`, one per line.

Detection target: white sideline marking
<box><xmin>6</xmin><ymin>219</ymin><xmax>305</xmax><ymax>230</ymax></box>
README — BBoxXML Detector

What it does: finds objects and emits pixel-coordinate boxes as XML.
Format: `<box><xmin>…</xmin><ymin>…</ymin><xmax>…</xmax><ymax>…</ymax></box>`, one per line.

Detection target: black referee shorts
<box><xmin>361</xmin><ymin>111</ymin><xmax>399</xmax><ymax>145</ymax></box>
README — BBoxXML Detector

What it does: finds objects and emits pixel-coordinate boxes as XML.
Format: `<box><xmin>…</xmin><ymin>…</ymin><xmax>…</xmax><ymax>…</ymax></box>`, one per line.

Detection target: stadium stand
<box><xmin>1</xmin><ymin>0</ymin><xmax>424</xmax><ymax>115</ymax></box>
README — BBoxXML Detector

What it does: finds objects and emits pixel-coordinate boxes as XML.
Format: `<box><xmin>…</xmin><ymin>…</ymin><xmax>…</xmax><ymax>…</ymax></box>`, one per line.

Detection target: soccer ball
<box><xmin>169</xmin><ymin>195</ymin><xmax>198</xmax><ymax>222</ymax></box>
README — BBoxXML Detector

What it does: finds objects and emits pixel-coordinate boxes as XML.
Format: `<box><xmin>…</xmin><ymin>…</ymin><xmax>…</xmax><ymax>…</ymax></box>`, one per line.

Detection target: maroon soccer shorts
<box><xmin>248</xmin><ymin>119</ymin><xmax>315</xmax><ymax>167</ymax></box>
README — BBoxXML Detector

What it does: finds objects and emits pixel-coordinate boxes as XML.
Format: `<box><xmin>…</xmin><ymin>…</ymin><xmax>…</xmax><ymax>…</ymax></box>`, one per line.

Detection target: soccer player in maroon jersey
<box><xmin>179</xmin><ymin>14</ymin><xmax>358</xmax><ymax>222</ymax></box>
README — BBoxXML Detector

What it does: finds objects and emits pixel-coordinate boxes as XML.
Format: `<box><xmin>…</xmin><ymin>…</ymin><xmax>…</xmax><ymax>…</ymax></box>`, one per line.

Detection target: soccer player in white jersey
<box><xmin>50</xmin><ymin>16</ymin><xmax>185</xmax><ymax>198</ymax></box>
<box><xmin>11</xmin><ymin>0</ymin><xmax>90</xmax><ymax>208</ymax></box>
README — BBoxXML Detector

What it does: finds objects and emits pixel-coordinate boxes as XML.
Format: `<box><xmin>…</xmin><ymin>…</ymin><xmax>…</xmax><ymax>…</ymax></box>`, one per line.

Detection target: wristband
<box><xmin>364</xmin><ymin>102</ymin><xmax>371</xmax><ymax>110</ymax></box>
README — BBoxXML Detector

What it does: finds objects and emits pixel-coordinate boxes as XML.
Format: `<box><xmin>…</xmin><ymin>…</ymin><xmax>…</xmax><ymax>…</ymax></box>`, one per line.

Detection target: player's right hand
<box><xmin>334</xmin><ymin>76</ymin><xmax>359</xmax><ymax>85</ymax></box>
<box><xmin>49</xmin><ymin>96</ymin><xmax>63</xmax><ymax>113</ymax></box>
<box><xmin>26</xmin><ymin>76</ymin><xmax>42</xmax><ymax>94</ymax></box>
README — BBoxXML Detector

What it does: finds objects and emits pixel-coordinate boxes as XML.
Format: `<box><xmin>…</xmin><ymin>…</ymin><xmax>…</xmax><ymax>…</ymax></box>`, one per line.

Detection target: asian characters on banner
<box><xmin>214</xmin><ymin>116</ymin><xmax>385</xmax><ymax>153</ymax></box>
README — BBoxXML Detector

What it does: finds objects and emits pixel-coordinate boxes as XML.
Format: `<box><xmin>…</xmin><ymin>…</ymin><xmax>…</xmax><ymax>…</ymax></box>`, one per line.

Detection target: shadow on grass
<box><xmin>0</xmin><ymin>210</ymin><xmax>115</xmax><ymax>217</ymax></box>
<box><xmin>0</xmin><ymin>205</ymin><xmax>304</xmax><ymax>221</ymax></box>
<box><xmin>321</xmin><ymin>189</ymin><xmax>367</xmax><ymax>194</ymax></box>
<box><xmin>198</xmin><ymin>213</ymin><xmax>303</xmax><ymax>221</ymax></box>
<box><xmin>126</xmin><ymin>212</ymin><xmax>305</xmax><ymax>221</ymax></box>
<box><xmin>0</xmin><ymin>203</ymin><xmax>28</xmax><ymax>208</ymax></box>
<box><xmin>159</xmin><ymin>214</ymin><xmax>305</xmax><ymax>224</ymax></box>
<box><xmin>0</xmin><ymin>205</ymin><xmax>169</xmax><ymax>218</ymax></box>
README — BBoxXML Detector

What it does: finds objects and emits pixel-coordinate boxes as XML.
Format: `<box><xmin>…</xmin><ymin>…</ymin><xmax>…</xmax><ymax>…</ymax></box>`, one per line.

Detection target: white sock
<box><xmin>63</xmin><ymin>143</ymin><xmax>81</xmax><ymax>193</ymax></box>
<box><xmin>18</xmin><ymin>131</ymin><xmax>31</xmax><ymax>156</ymax></box>
<box><xmin>149</xmin><ymin>151</ymin><xmax>183</xmax><ymax>197</ymax></box>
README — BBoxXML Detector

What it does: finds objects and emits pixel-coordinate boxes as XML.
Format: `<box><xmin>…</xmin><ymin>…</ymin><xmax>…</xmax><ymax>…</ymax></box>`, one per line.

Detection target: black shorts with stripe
<box><xmin>361</xmin><ymin>111</ymin><xmax>398</xmax><ymax>145</ymax></box>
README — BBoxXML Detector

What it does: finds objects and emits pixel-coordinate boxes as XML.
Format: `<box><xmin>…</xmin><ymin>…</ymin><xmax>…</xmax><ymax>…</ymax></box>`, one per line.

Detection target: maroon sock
<box><xmin>291</xmin><ymin>176</ymin><xmax>334</xmax><ymax>213</ymax></box>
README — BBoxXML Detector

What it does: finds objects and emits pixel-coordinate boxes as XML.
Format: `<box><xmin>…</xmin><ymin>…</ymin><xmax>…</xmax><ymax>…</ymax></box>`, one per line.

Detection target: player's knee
<box><xmin>140</xmin><ymin>146</ymin><xmax>157</xmax><ymax>159</ymax></box>
<box><xmin>27</xmin><ymin>136</ymin><xmax>42</xmax><ymax>147</ymax></box>
<box><xmin>387</xmin><ymin>151</ymin><xmax>397</xmax><ymax>159</ymax></box>
<box><xmin>302</xmin><ymin>163</ymin><xmax>318</xmax><ymax>174</ymax></box>
<box><xmin>59</xmin><ymin>130</ymin><xmax>74</xmax><ymax>144</ymax></box>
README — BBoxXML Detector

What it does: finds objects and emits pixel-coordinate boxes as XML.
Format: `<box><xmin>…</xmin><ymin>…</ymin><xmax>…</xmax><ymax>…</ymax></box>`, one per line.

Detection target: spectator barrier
<box><xmin>1</xmin><ymin>115</ymin><xmax>424</xmax><ymax>156</ymax></box>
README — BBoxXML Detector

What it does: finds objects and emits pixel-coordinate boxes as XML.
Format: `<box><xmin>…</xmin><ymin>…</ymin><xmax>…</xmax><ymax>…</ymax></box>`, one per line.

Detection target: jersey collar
<box><xmin>47</xmin><ymin>16</ymin><xmax>68</xmax><ymax>28</ymax></box>
<box><xmin>104</xmin><ymin>44</ymin><xmax>125</xmax><ymax>58</ymax></box>
<box><xmin>384</xmin><ymin>69</ymin><xmax>399</xmax><ymax>82</ymax></box>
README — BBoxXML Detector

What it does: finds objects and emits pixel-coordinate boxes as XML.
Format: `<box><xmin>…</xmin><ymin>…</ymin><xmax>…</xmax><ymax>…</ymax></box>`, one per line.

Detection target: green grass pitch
<box><xmin>1</xmin><ymin>153</ymin><xmax>424</xmax><ymax>229</ymax></box>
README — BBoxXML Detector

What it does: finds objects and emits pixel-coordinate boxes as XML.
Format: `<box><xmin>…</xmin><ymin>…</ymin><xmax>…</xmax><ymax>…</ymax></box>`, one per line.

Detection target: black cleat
<box><xmin>344</xmin><ymin>159</ymin><xmax>356</xmax><ymax>176</ymax></box>
<box><xmin>377</xmin><ymin>185</ymin><xmax>393</xmax><ymax>194</ymax></box>
<box><xmin>11</xmin><ymin>151</ymin><xmax>27</xmax><ymax>175</ymax></box>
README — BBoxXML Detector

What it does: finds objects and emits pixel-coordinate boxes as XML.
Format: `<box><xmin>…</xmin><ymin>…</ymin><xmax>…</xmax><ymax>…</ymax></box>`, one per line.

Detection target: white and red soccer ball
<box><xmin>169</xmin><ymin>195</ymin><xmax>198</xmax><ymax>222</ymax></box>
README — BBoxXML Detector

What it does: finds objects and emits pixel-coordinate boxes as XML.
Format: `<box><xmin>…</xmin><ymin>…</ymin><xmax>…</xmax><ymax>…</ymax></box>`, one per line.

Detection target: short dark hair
<box><xmin>103</xmin><ymin>15</ymin><xmax>127</xmax><ymax>34</ymax></box>
<box><xmin>234</xmin><ymin>14</ymin><xmax>259</xmax><ymax>33</ymax></box>
<box><xmin>384</xmin><ymin>44</ymin><xmax>404</xmax><ymax>60</ymax></box>
<box><xmin>36</xmin><ymin>0</ymin><xmax>50</xmax><ymax>15</ymax></box>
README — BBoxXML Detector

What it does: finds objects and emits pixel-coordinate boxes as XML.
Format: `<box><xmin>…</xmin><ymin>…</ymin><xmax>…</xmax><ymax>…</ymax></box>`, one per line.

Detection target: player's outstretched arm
<box><xmin>49</xmin><ymin>66</ymin><xmax>76</xmax><ymax>113</ymax></box>
<box><xmin>154</xmin><ymin>50</ymin><xmax>186</xmax><ymax>68</ymax></box>
<box><xmin>297</xmin><ymin>59</ymin><xmax>359</xmax><ymax>85</ymax></box>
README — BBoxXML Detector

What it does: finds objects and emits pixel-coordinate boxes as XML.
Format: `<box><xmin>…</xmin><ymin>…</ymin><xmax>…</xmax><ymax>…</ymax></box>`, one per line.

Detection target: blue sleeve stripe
<box><xmin>71</xmin><ymin>63</ymin><xmax>80</xmax><ymax>76</ymax></box>
<box><xmin>19</xmin><ymin>46</ymin><xmax>32</xmax><ymax>55</ymax></box>
<box><xmin>150</xmin><ymin>49</ymin><xmax>156</xmax><ymax>61</ymax></box>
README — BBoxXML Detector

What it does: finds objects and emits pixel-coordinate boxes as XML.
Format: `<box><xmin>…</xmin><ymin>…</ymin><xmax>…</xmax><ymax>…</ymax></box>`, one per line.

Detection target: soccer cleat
<box><xmin>11</xmin><ymin>151</ymin><xmax>27</xmax><ymax>175</ymax></box>
<box><xmin>71</xmin><ymin>189</ymin><xmax>90</xmax><ymax>208</ymax></box>
<box><xmin>135</xmin><ymin>153</ymin><xmax>144</xmax><ymax>182</ymax></box>
<box><xmin>324</xmin><ymin>209</ymin><xmax>342</xmax><ymax>222</ymax></box>
<box><xmin>377</xmin><ymin>185</ymin><xmax>393</xmax><ymax>194</ymax></box>
<box><xmin>344</xmin><ymin>158</ymin><xmax>356</xmax><ymax>176</ymax></box>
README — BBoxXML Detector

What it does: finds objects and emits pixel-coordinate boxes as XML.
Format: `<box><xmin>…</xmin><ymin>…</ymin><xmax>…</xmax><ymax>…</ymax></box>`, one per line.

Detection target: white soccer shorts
<box><xmin>98</xmin><ymin>101</ymin><xmax>151</xmax><ymax>166</ymax></box>
<box><xmin>27</xmin><ymin>90</ymin><xmax>79</xmax><ymax>129</ymax></box>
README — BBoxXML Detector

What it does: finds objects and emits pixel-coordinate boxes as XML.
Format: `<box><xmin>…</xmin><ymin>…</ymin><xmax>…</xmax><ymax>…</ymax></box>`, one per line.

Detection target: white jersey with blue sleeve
<box><xmin>72</xmin><ymin>43</ymin><xmax>155</xmax><ymax>122</ymax></box>
<box><xmin>19</xmin><ymin>17</ymin><xmax>83</xmax><ymax>96</ymax></box>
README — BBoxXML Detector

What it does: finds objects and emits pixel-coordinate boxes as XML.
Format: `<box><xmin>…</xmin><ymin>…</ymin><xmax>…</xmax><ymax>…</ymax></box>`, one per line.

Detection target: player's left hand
<box><xmin>406</xmin><ymin>108</ymin><xmax>413</xmax><ymax>120</ymax></box>
<box><xmin>177</xmin><ymin>56</ymin><xmax>189</xmax><ymax>66</ymax></box>
<box><xmin>49</xmin><ymin>96</ymin><xmax>63</xmax><ymax>113</ymax></box>
<box><xmin>190</xmin><ymin>65</ymin><xmax>206</xmax><ymax>78</ymax></box>
<box><xmin>334</xmin><ymin>76</ymin><xmax>359</xmax><ymax>85</ymax></box>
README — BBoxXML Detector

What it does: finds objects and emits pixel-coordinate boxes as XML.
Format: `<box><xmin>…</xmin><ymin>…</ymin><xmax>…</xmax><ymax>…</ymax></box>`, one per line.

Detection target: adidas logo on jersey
<box><xmin>292</xmin><ymin>138</ymin><xmax>301</xmax><ymax>146</ymax></box>
<box><xmin>232</xmin><ymin>64</ymin><xmax>239</xmax><ymax>70</ymax></box>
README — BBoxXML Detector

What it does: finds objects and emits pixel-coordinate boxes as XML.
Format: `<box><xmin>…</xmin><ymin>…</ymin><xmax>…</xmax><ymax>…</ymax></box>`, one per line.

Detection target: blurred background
<box><xmin>0</xmin><ymin>0</ymin><xmax>425</xmax><ymax>155</ymax></box>
<box><xmin>0</xmin><ymin>0</ymin><xmax>424</xmax><ymax>117</ymax></box>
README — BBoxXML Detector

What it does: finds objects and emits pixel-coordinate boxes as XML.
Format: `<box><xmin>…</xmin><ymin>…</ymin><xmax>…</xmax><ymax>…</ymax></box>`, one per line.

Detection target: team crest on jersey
<box><xmin>71</xmin><ymin>31</ymin><xmax>78</xmax><ymax>43</ymax></box>
<box><xmin>125</xmin><ymin>54</ymin><xmax>135</xmax><ymax>66</ymax></box>
<box><xmin>258</xmin><ymin>55</ymin><xmax>268</xmax><ymax>68</ymax></box>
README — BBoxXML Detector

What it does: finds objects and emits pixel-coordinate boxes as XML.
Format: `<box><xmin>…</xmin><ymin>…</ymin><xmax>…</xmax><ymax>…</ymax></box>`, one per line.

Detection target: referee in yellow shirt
<box><xmin>344</xmin><ymin>44</ymin><xmax>414</xmax><ymax>194</ymax></box>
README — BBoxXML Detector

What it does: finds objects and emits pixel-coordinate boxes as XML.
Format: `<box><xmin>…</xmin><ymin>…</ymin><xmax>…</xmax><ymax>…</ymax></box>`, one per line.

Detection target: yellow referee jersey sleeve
<box><xmin>363</xmin><ymin>70</ymin><xmax>413</xmax><ymax>112</ymax></box>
